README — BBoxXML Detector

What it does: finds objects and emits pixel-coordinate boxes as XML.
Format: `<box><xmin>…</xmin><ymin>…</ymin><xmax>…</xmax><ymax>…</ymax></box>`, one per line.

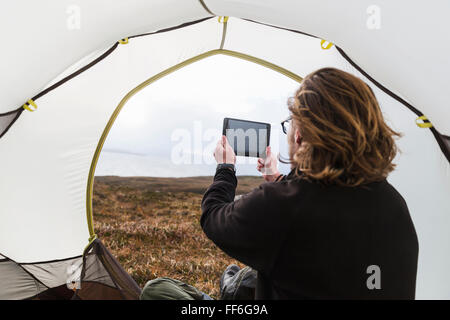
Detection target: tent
<box><xmin>0</xmin><ymin>0</ymin><xmax>449</xmax><ymax>299</ymax></box>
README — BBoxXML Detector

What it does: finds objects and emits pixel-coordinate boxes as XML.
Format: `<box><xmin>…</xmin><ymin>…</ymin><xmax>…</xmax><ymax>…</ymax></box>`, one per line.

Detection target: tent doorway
<box><xmin>92</xmin><ymin>54</ymin><xmax>301</xmax><ymax>298</ymax></box>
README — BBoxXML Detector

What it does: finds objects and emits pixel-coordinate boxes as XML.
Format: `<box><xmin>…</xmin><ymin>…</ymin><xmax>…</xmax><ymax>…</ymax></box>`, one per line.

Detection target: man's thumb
<box><xmin>222</xmin><ymin>135</ymin><xmax>227</xmax><ymax>146</ymax></box>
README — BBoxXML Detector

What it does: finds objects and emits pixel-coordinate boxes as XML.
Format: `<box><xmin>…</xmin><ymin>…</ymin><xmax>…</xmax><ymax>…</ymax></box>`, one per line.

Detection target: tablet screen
<box><xmin>223</xmin><ymin>118</ymin><xmax>271</xmax><ymax>158</ymax></box>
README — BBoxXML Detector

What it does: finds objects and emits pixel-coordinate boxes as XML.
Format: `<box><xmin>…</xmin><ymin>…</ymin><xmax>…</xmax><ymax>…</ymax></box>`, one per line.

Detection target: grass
<box><xmin>93</xmin><ymin>175</ymin><xmax>262</xmax><ymax>299</ymax></box>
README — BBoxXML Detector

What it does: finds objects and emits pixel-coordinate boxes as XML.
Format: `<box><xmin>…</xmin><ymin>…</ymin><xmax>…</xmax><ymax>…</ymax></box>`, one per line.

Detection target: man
<box><xmin>200</xmin><ymin>67</ymin><xmax>418</xmax><ymax>299</ymax></box>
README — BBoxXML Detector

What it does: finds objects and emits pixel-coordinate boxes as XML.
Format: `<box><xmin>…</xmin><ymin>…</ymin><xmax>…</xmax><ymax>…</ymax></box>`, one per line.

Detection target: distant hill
<box><xmin>95</xmin><ymin>175</ymin><xmax>263</xmax><ymax>195</ymax></box>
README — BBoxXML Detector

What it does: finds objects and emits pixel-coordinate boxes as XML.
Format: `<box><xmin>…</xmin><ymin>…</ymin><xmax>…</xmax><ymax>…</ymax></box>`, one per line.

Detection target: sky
<box><xmin>95</xmin><ymin>54</ymin><xmax>299</xmax><ymax>177</ymax></box>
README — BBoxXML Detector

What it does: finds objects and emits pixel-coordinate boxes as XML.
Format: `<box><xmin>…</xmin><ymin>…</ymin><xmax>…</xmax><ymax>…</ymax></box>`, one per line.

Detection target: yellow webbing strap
<box><xmin>118</xmin><ymin>38</ymin><xmax>129</xmax><ymax>45</ymax></box>
<box><xmin>218</xmin><ymin>16</ymin><xmax>229</xmax><ymax>23</ymax></box>
<box><xmin>415</xmin><ymin>115</ymin><xmax>433</xmax><ymax>128</ymax></box>
<box><xmin>320</xmin><ymin>39</ymin><xmax>333</xmax><ymax>50</ymax></box>
<box><xmin>22</xmin><ymin>99</ymin><xmax>37</xmax><ymax>112</ymax></box>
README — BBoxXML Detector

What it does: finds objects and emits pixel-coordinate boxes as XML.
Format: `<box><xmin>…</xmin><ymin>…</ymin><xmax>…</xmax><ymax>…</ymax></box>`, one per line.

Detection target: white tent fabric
<box><xmin>1</xmin><ymin>0</ymin><xmax>449</xmax><ymax>134</ymax></box>
<box><xmin>0</xmin><ymin>17</ymin><xmax>222</xmax><ymax>263</ymax></box>
<box><xmin>207</xmin><ymin>0</ymin><xmax>450</xmax><ymax>135</ymax></box>
<box><xmin>0</xmin><ymin>0</ymin><xmax>208</xmax><ymax>113</ymax></box>
<box><xmin>0</xmin><ymin>1</ymin><xmax>449</xmax><ymax>299</ymax></box>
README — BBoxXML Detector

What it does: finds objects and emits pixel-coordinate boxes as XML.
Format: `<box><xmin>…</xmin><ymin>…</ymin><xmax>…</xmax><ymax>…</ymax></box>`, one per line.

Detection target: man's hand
<box><xmin>214</xmin><ymin>135</ymin><xmax>236</xmax><ymax>165</ymax></box>
<box><xmin>257</xmin><ymin>146</ymin><xmax>281</xmax><ymax>182</ymax></box>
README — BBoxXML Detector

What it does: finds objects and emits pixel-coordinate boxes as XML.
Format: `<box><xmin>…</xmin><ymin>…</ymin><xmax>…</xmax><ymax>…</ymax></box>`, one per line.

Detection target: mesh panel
<box><xmin>78</xmin><ymin>239</ymin><xmax>141</xmax><ymax>300</ymax></box>
<box><xmin>82</xmin><ymin>248</ymin><xmax>116</xmax><ymax>288</ymax></box>
<box><xmin>0</xmin><ymin>108</ymin><xmax>23</xmax><ymax>139</ymax></box>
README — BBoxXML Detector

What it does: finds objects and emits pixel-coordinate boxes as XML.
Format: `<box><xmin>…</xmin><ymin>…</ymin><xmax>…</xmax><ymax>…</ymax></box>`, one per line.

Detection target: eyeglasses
<box><xmin>281</xmin><ymin>116</ymin><xmax>292</xmax><ymax>134</ymax></box>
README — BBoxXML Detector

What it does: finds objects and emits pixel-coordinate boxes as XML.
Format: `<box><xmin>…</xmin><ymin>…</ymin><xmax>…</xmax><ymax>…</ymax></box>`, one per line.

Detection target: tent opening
<box><xmin>92</xmin><ymin>54</ymin><xmax>300</xmax><ymax>297</ymax></box>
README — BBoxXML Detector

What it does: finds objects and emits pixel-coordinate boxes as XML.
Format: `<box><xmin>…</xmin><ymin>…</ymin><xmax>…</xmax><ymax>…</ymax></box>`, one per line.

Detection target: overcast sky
<box><xmin>95</xmin><ymin>54</ymin><xmax>299</xmax><ymax>177</ymax></box>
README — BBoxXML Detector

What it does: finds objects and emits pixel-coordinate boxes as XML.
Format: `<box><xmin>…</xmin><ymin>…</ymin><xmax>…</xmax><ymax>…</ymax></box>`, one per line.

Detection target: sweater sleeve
<box><xmin>200</xmin><ymin>168</ymin><xmax>287</xmax><ymax>274</ymax></box>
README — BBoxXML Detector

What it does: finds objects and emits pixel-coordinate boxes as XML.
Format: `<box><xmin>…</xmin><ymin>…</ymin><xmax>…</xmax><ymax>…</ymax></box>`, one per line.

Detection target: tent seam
<box><xmin>128</xmin><ymin>17</ymin><xmax>213</xmax><ymax>40</ymax></box>
<box><xmin>19</xmin><ymin>254</ymin><xmax>83</xmax><ymax>265</ymax></box>
<box><xmin>198</xmin><ymin>0</ymin><xmax>215</xmax><ymax>16</ymax></box>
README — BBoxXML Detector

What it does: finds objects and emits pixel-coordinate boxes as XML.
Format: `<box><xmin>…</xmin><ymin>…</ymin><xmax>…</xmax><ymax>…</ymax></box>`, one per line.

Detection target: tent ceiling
<box><xmin>205</xmin><ymin>0</ymin><xmax>450</xmax><ymax>134</ymax></box>
<box><xmin>1</xmin><ymin>0</ymin><xmax>449</xmax><ymax>134</ymax></box>
<box><xmin>0</xmin><ymin>0</ymin><xmax>209</xmax><ymax>115</ymax></box>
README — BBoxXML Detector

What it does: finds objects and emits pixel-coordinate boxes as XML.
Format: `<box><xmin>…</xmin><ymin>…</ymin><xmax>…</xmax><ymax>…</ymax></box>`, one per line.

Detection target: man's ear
<box><xmin>295</xmin><ymin>129</ymin><xmax>302</xmax><ymax>145</ymax></box>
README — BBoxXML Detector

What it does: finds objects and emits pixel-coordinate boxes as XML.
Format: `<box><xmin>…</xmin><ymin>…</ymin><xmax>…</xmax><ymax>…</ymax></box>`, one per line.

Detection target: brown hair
<box><xmin>288</xmin><ymin>67</ymin><xmax>401</xmax><ymax>187</ymax></box>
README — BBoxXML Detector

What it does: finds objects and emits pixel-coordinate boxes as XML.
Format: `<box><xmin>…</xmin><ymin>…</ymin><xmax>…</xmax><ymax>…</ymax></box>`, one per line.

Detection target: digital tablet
<box><xmin>223</xmin><ymin>117</ymin><xmax>271</xmax><ymax>158</ymax></box>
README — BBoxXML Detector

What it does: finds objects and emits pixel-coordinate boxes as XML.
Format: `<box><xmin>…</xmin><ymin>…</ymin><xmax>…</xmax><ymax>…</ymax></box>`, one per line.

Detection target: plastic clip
<box><xmin>218</xmin><ymin>16</ymin><xmax>229</xmax><ymax>23</ymax></box>
<box><xmin>320</xmin><ymin>39</ymin><xmax>333</xmax><ymax>50</ymax></box>
<box><xmin>415</xmin><ymin>115</ymin><xmax>433</xmax><ymax>128</ymax></box>
<box><xmin>22</xmin><ymin>99</ymin><xmax>37</xmax><ymax>112</ymax></box>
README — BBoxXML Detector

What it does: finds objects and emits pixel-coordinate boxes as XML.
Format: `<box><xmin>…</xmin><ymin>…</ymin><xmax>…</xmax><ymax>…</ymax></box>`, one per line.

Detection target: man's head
<box><xmin>286</xmin><ymin>67</ymin><xmax>401</xmax><ymax>186</ymax></box>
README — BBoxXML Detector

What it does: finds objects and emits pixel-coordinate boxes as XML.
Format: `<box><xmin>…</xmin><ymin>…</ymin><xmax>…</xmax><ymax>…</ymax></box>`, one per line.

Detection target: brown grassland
<box><xmin>93</xmin><ymin>175</ymin><xmax>262</xmax><ymax>299</ymax></box>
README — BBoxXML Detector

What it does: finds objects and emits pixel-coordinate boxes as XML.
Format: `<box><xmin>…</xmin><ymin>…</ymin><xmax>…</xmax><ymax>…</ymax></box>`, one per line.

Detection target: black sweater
<box><xmin>201</xmin><ymin>168</ymin><xmax>418</xmax><ymax>299</ymax></box>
